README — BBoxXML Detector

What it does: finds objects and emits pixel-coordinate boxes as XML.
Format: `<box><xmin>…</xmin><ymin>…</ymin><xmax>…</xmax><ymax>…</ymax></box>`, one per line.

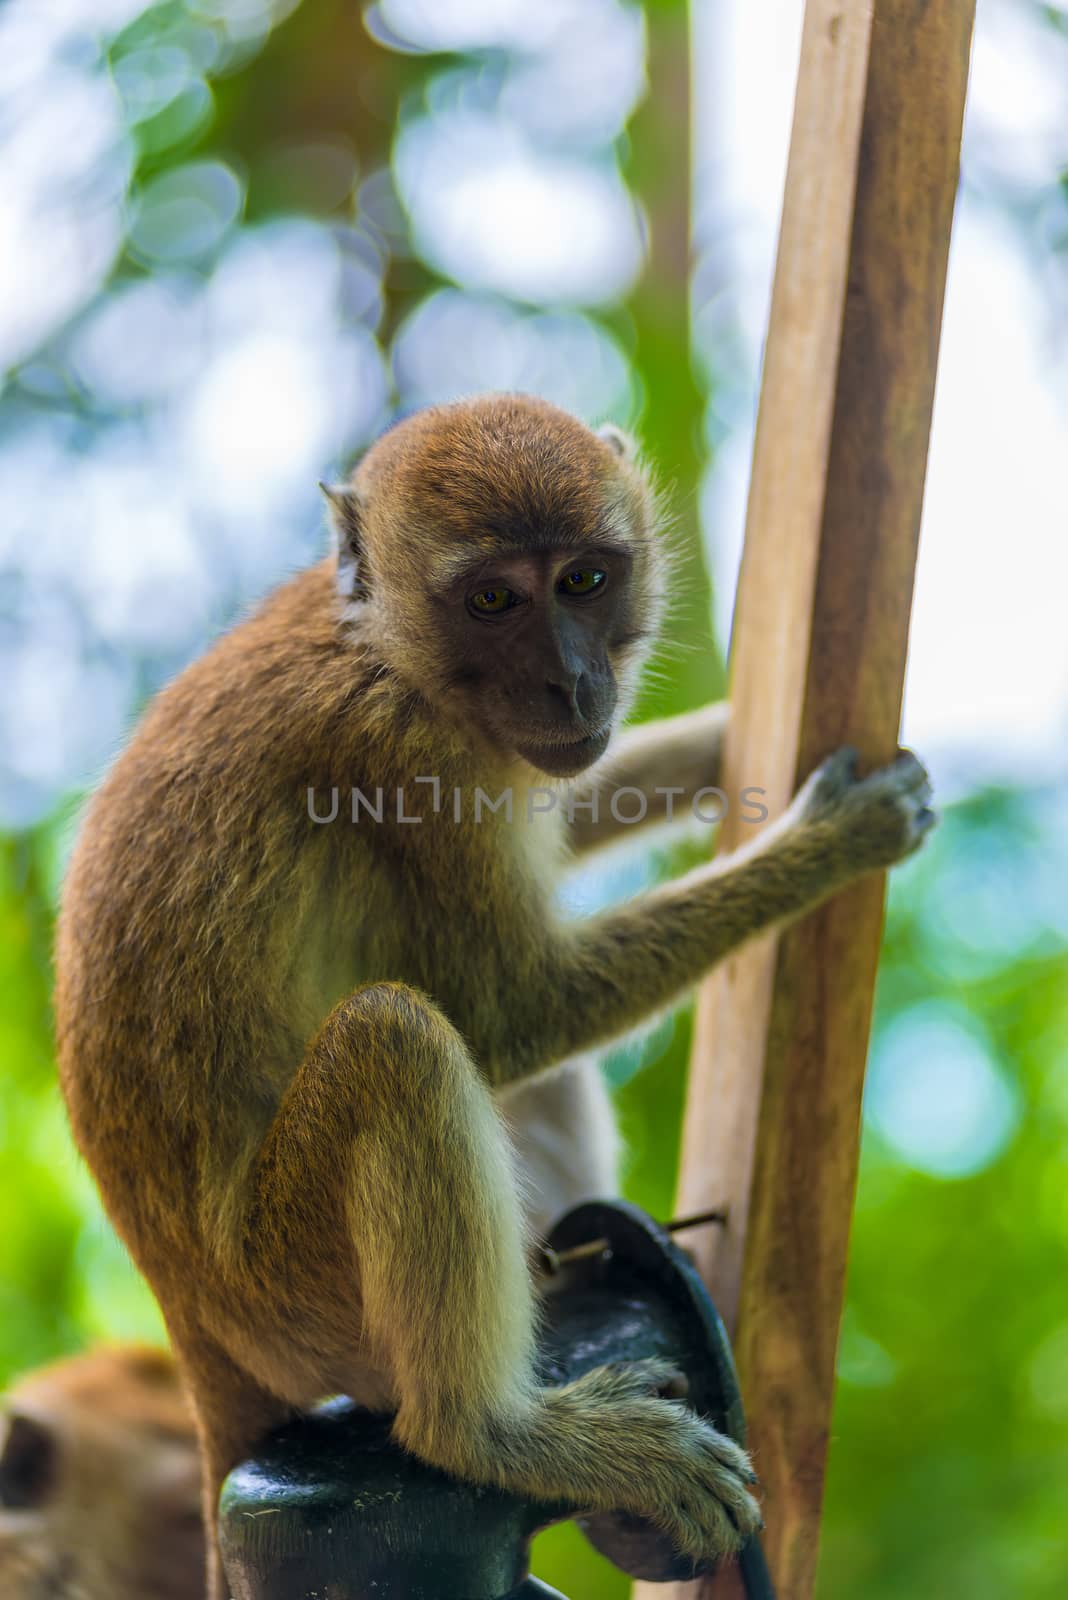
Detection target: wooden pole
<box><xmin>638</xmin><ymin>2</ymin><xmax>975</xmax><ymax>1596</ymax></box>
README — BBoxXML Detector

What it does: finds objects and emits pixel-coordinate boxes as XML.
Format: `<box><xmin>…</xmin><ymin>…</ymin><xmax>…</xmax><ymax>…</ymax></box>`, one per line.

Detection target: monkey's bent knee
<box><xmin>340</xmin><ymin>981</ymin><xmax>440</xmax><ymax>1029</ymax></box>
<box><xmin>323</xmin><ymin>983</ymin><xmax>473</xmax><ymax>1082</ymax></box>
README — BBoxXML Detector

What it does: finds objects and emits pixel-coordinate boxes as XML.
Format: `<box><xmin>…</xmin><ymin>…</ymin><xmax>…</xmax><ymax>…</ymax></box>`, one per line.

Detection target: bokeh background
<box><xmin>2</xmin><ymin>1</ymin><xmax>1066</xmax><ymax>1595</ymax></box>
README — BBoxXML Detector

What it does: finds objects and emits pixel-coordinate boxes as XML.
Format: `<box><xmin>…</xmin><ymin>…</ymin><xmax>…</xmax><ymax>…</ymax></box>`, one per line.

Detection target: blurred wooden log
<box><xmin>637</xmin><ymin>2</ymin><xmax>975</xmax><ymax>1596</ymax></box>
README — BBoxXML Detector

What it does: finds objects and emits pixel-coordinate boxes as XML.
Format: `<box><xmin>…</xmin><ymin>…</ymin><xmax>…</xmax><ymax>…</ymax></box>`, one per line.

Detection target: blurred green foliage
<box><xmin>2</xmin><ymin>3</ymin><xmax>1066</xmax><ymax>1598</ymax></box>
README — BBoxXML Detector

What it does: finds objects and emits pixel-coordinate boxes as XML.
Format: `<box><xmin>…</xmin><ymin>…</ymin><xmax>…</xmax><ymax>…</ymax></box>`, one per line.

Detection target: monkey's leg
<box><xmin>567</xmin><ymin>703</ymin><xmax>728</xmax><ymax>854</ymax></box>
<box><xmin>497</xmin><ymin>1055</ymin><xmax>621</xmax><ymax>1239</ymax></box>
<box><xmin>170</xmin><ymin>1330</ymin><xmax>293</xmax><ymax>1600</ymax></box>
<box><xmin>237</xmin><ymin>982</ymin><xmax>760</xmax><ymax>1564</ymax></box>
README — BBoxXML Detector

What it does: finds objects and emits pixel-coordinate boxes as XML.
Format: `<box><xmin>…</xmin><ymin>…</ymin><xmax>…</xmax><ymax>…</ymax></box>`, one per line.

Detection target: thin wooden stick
<box><xmin>638</xmin><ymin>3</ymin><xmax>975</xmax><ymax>1596</ymax></box>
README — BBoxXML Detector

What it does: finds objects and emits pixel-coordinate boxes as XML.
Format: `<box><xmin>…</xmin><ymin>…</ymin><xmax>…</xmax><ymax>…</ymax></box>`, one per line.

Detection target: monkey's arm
<box><xmin>567</xmin><ymin>703</ymin><xmax>729</xmax><ymax>855</ymax></box>
<box><xmin>499</xmin><ymin>749</ymin><xmax>933</xmax><ymax>1082</ymax></box>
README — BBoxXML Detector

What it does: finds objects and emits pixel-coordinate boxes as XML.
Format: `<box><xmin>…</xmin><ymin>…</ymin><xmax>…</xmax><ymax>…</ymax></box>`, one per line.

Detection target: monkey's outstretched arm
<box><xmin>566</xmin><ymin>703</ymin><xmax>729</xmax><ymax>855</ymax></box>
<box><xmin>499</xmin><ymin>748</ymin><xmax>933</xmax><ymax>1082</ymax></box>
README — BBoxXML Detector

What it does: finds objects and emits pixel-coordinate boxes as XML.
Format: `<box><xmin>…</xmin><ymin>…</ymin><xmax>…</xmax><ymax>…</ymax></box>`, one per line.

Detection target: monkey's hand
<box><xmin>784</xmin><ymin>746</ymin><xmax>936</xmax><ymax>874</ymax></box>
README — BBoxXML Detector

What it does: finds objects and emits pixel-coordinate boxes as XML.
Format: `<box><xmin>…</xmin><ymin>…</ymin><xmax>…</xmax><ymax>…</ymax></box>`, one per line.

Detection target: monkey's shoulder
<box><xmin>71</xmin><ymin>565</ymin><xmax>400</xmax><ymax>865</ymax></box>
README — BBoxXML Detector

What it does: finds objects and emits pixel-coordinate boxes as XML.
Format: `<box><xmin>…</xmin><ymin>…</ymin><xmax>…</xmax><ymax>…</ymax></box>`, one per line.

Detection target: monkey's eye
<box><xmin>558</xmin><ymin>568</ymin><xmax>607</xmax><ymax>597</ymax></box>
<box><xmin>468</xmin><ymin>587</ymin><xmax>519</xmax><ymax>616</ymax></box>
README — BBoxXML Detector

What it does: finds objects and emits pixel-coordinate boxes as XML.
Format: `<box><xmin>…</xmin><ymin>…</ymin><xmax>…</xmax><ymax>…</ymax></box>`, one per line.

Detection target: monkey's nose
<box><xmin>545</xmin><ymin>671</ymin><xmax>583</xmax><ymax>719</ymax></box>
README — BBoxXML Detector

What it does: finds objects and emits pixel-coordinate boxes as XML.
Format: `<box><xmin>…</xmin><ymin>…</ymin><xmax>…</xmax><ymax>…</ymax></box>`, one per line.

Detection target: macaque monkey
<box><xmin>0</xmin><ymin>1345</ymin><xmax>202</xmax><ymax>1600</ymax></box>
<box><xmin>55</xmin><ymin>395</ymin><xmax>934</xmax><ymax>1597</ymax></box>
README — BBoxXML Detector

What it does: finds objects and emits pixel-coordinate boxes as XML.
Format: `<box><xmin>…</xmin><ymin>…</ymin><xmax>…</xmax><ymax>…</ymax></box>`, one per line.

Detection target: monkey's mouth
<box><xmin>514</xmin><ymin>726</ymin><xmax>611</xmax><ymax>778</ymax></box>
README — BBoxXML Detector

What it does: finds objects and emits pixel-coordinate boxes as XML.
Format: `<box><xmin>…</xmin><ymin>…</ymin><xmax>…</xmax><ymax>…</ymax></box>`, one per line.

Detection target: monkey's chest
<box><xmin>295</xmin><ymin>835</ymin><xmax>550</xmax><ymax>1072</ymax></box>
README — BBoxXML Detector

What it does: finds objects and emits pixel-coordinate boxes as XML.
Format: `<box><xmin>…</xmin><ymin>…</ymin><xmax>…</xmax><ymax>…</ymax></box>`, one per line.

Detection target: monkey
<box><xmin>54</xmin><ymin>394</ymin><xmax>934</xmax><ymax>1598</ymax></box>
<box><xmin>0</xmin><ymin>1344</ymin><xmax>203</xmax><ymax>1600</ymax></box>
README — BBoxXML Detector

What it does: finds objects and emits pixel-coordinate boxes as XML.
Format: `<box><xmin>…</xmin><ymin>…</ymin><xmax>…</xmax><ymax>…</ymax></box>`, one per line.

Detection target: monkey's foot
<box><xmin>551</xmin><ymin>1358</ymin><xmax>762</xmax><ymax>1563</ymax></box>
<box><xmin>539</xmin><ymin>1199</ymin><xmax>766</xmax><ymax>1581</ymax></box>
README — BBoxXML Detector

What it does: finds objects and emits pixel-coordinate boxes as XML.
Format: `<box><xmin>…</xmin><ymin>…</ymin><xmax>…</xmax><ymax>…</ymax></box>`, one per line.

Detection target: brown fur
<box><xmin>54</xmin><ymin>395</ymin><xmax>932</xmax><ymax>1596</ymax></box>
<box><xmin>0</xmin><ymin>1345</ymin><xmax>202</xmax><ymax>1600</ymax></box>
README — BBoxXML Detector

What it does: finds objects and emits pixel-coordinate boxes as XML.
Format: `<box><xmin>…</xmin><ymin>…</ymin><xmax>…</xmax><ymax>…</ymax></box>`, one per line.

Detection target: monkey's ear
<box><xmin>319</xmin><ymin>482</ymin><xmax>369</xmax><ymax>601</ymax></box>
<box><xmin>597</xmin><ymin>423</ymin><xmax>635</xmax><ymax>461</ymax></box>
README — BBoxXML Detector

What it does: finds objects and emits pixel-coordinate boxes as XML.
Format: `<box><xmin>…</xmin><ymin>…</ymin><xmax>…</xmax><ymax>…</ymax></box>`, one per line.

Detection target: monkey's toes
<box><xmin>660</xmin><ymin>1424</ymin><xmax>763</xmax><ymax>1560</ymax></box>
<box><xmin>575</xmin><ymin>1355</ymin><xmax>682</xmax><ymax>1398</ymax></box>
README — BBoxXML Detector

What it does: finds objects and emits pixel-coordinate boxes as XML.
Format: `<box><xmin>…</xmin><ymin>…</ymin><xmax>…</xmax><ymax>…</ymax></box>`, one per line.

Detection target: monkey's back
<box><xmin>54</xmin><ymin>562</ymin><xmax>393</xmax><ymax>1265</ymax></box>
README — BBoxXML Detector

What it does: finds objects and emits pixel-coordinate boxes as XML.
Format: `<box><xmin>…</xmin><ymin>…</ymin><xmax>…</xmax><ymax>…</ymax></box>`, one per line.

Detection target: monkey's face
<box><xmin>433</xmin><ymin>545</ymin><xmax>638</xmax><ymax>777</ymax></box>
<box><xmin>335</xmin><ymin>396</ymin><xmax>664</xmax><ymax>776</ymax></box>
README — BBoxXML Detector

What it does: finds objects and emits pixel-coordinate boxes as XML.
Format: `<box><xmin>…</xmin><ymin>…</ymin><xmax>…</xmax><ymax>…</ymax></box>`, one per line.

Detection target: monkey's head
<box><xmin>324</xmin><ymin>395</ymin><xmax>664</xmax><ymax>778</ymax></box>
<box><xmin>0</xmin><ymin>1346</ymin><xmax>202</xmax><ymax>1600</ymax></box>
